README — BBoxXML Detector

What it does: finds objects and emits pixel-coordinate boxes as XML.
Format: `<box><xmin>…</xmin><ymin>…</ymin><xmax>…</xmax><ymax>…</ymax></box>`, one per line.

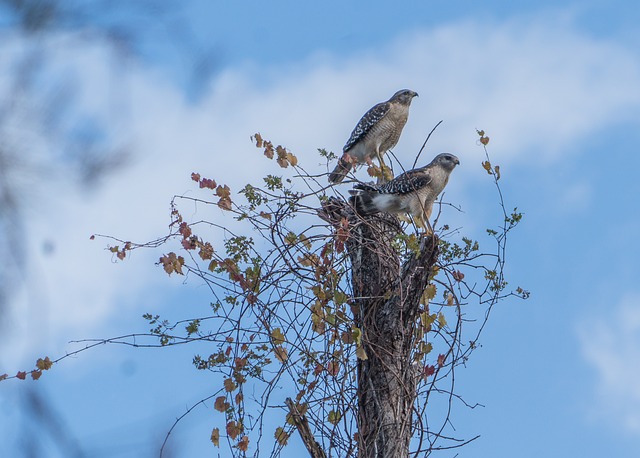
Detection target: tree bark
<box><xmin>320</xmin><ymin>198</ymin><xmax>439</xmax><ymax>458</ymax></box>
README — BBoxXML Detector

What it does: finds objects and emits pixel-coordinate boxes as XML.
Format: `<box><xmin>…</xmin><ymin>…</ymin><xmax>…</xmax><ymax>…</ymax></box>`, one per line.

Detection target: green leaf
<box><xmin>333</xmin><ymin>290</ymin><xmax>348</xmax><ymax>306</ymax></box>
<box><xmin>328</xmin><ymin>410</ymin><xmax>342</xmax><ymax>425</ymax></box>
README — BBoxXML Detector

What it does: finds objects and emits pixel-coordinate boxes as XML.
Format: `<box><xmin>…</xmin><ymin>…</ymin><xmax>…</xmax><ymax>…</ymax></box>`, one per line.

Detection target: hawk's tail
<box><xmin>328</xmin><ymin>158</ymin><xmax>353</xmax><ymax>184</ymax></box>
<box><xmin>348</xmin><ymin>186</ymin><xmax>379</xmax><ymax>216</ymax></box>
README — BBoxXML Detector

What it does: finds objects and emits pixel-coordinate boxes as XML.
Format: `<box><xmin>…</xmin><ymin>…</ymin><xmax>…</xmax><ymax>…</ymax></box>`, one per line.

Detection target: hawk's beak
<box><xmin>413</xmin><ymin>92</ymin><xmax>419</xmax><ymax>98</ymax></box>
<box><xmin>454</xmin><ymin>158</ymin><xmax>460</xmax><ymax>165</ymax></box>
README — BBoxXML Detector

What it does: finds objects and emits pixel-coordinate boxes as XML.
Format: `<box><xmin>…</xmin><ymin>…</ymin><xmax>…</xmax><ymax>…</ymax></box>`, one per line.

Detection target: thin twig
<box><xmin>412</xmin><ymin>120</ymin><xmax>443</xmax><ymax>169</ymax></box>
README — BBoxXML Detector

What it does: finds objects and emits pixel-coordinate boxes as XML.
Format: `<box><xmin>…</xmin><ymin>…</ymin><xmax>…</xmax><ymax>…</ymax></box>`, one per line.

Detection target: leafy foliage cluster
<box><xmin>1</xmin><ymin>129</ymin><xmax>527</xmax><ymax>457</ymax></box>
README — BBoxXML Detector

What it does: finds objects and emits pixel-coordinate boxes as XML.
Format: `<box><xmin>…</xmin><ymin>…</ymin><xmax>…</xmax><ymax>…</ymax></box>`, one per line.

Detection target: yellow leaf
<box><xmin>224</xmin><ymin>378</ymin><xmax>237</xmax><ymax>392</ymax></box>
<box><xmin>284</xmin><ymin>232</ymin><xmax>297</xmax><ymax>245</ymax></box>
<box><xmin>367</xmin><ymin>164</ymin><xmax>381</xmax><ymax>178</ymax></box>
<box><xmin>356</xmin><ymin>347</ymin><xmax>368</xmax><ymax>360</ymax></box>
<box><xmin>271</xmin><ymin>328</ymin><xmax>286</xmax><ymax>345</ymax></box>
<box><xmin>274</xmin><ymin>346</ymin><xmax>288</xmax><ymax>363</ymax></box>
<box><xmin>423</xmin><ymin>284</ymin><xmax>436</xmax><ymax>303</ymax></box>
<box><xmin>299</xmin><ymin>233</ymin><xmax>312</xmax><ymax>250</ymax></box>
<box><xmin>211</xmin><ymin>428</ymin><xmax>220</xmax><ymax>447</ymax></box>
<box><xmin>418</xmin><ymin>341</ymin><xmax>433</xmax><ymax>356</ymax></box>
<box><xmin>420</xmin><ymin>311</ymin><xmax>436</xmax><ymax>330</ymax></box>
<box><xmin>351</xmin><ymin>326</ymin><xmax>362</xmax><ymax>346</ymax></box>
<box><xmin>381</xmin><ymin>164</ymin><xmax>393</xmax><ymax>182</ymax></box>
<box><xmin>437</xmin><ymin>312</ymin><xmax>447</xmax><ymax>328</ymax></box>
<box><xmin>36</xmin><ymin>357</ymin><xmax>53</xmax><ymax>371</ymax></box>
<box><xmin>482</xmin><ymin>161</ymin><xmax>493</xmax><ymax>174</ymax></box>
<box><xmin>275</xmin><ymin>427</ymin><xmax>290</xmax><ymax>446</ymax></box>
<box><xmin>446</xmin><ymin>293</ymin><xmax>455</xmax><ymax>306</ymax></box>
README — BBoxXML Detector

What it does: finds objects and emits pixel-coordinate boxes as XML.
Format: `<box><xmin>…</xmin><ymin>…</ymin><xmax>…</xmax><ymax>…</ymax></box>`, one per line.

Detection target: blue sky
<box><xmin>1</xmin><ymin>1</ymin><xmax>640</xmax><ymax>457</ymax></box>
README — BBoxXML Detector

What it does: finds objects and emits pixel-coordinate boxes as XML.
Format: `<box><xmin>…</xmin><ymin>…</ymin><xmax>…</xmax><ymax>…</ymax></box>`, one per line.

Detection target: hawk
<box><xmin>328</xmin><ymin>89</ymin><xmax>419</xmax><ymax>184</ymax></box>
<box><xmin>349</xmin><ymin>153</ymin><xmax>460</xmax><ymax>230</ymax></box>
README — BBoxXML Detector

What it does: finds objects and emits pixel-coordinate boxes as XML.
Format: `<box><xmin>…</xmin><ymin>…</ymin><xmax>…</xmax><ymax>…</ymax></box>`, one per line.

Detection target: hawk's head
<box><xmin>431</xmin><ymin>153</ymin><xmax>460</xmax><ymax>171</ymax></box>
<box><xmin>390</xmin><ymin>89</ymin><xmax>419</xmax><ymax>105</ymax></box>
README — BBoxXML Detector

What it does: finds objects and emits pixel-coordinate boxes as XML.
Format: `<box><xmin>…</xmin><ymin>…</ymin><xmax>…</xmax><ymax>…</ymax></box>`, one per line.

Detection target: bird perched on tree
<box><xmin>328</xmin><ymin>89</ymin><xmax>418</xmax><ymax>184</ymax></box>
<box><xmin>349</xmin><ymin>153</ymin><xmax>460</xmax><ymax>231</ymax></box>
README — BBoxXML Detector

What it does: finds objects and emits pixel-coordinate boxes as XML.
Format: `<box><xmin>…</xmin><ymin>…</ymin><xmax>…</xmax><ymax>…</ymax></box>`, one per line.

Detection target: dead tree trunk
<box><xmin>320</xmin><ymin>198</ymin><xmax>439</xmax><ymax>458</ymax></box>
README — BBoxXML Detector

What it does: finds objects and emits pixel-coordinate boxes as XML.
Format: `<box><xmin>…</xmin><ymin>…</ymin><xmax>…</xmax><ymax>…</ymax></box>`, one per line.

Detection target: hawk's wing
<box><xmin>377</xmin><ymin>168</ymin><xmax>432</xmax><ymax>195</ymax></box>
<box><xmin>343</xmin><ymin>101</ymin><xmax>391</xmax><ymax>153</ymax></box>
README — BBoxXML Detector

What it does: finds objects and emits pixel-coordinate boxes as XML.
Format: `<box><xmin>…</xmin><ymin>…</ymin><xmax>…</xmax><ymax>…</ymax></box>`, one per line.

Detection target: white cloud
<box><xmin>2</xmin><ymin>16</ymin><xmax>640</xmax><ymax>368</ymax></box>
<box><xmin>578</xmin><ymin>294</ymin><xmax>640</xmax><ymax>433</ymax></box>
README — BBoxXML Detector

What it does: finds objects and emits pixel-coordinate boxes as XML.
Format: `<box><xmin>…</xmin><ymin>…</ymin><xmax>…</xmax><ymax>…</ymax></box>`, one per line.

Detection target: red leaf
<box><xmin>178</xmin><ymin>222</ymin><xmax>192</xmax><ymax>239</ymax></box>
<box><xmin>341</xmin><ymin>152</ymin><xmax>357</xmax><ymax>166</ymax></box>
<box><xmin>263</xmin><ymin>141</ymin><xmax>275</xmax><ymax>159</ymax></box>
<box><xmin>214</xmin><ymin>396</ymin><xmax>229</xmax><ymax>412</ymax></box>
<box><xmin>16</xmin><ymin>371</ymin><xmax>26</xmax><ymax>380</ymax></box>
<box><xmin>326</xmin><ymin>361</ymin><xmax>339</xmax><ymax>376</ymax></box>
<box><xmin>199</xmin><ymin>178</ymin><xmax>217</xmax><ymax>189</ymax></box>
<box><xmin>253</xmin><ymin>132</ymin><xmax>263</xmax><ymax>148</ymax></box>
<box><xmin>424</xmin><ymin>365</ymin><xmax>435</xmax><ymax>378</ymax></box>
<box><xmin>235</xmin><ymin>357</ymin><xmax>247</xmax><ymax>369</ymax></box>
<box><xmin>226</xmin><ymin>421</ymin><xmax>242</xmax><ymax>440</ymax></box>
<box><xmin>191</xmin><ymin>172</ymin><xmax>201</xmax><ymax>182</ymax></box>
<box><xmin>158</xmin><ymin>252</ymin><xmax>184</xmax><ymax>275</ymax></box>
<box><xmin>216</xmin><ymin>184</ymin><xmax>230</xmax><ymax>198</ymax></box>
<box><xmin>224</xmin><ymin>378</ymin><xmax>237</xmax><ymax>392</ymax></box>
<box><xmin>237</xmin><ymin>435</ymin><xmax>249</xmax><ymax>452</ymax></box>
<box><xmin>217</xmin><ymin>197</ymin><xmax>232</xmax><ymax>211</ymax></box>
